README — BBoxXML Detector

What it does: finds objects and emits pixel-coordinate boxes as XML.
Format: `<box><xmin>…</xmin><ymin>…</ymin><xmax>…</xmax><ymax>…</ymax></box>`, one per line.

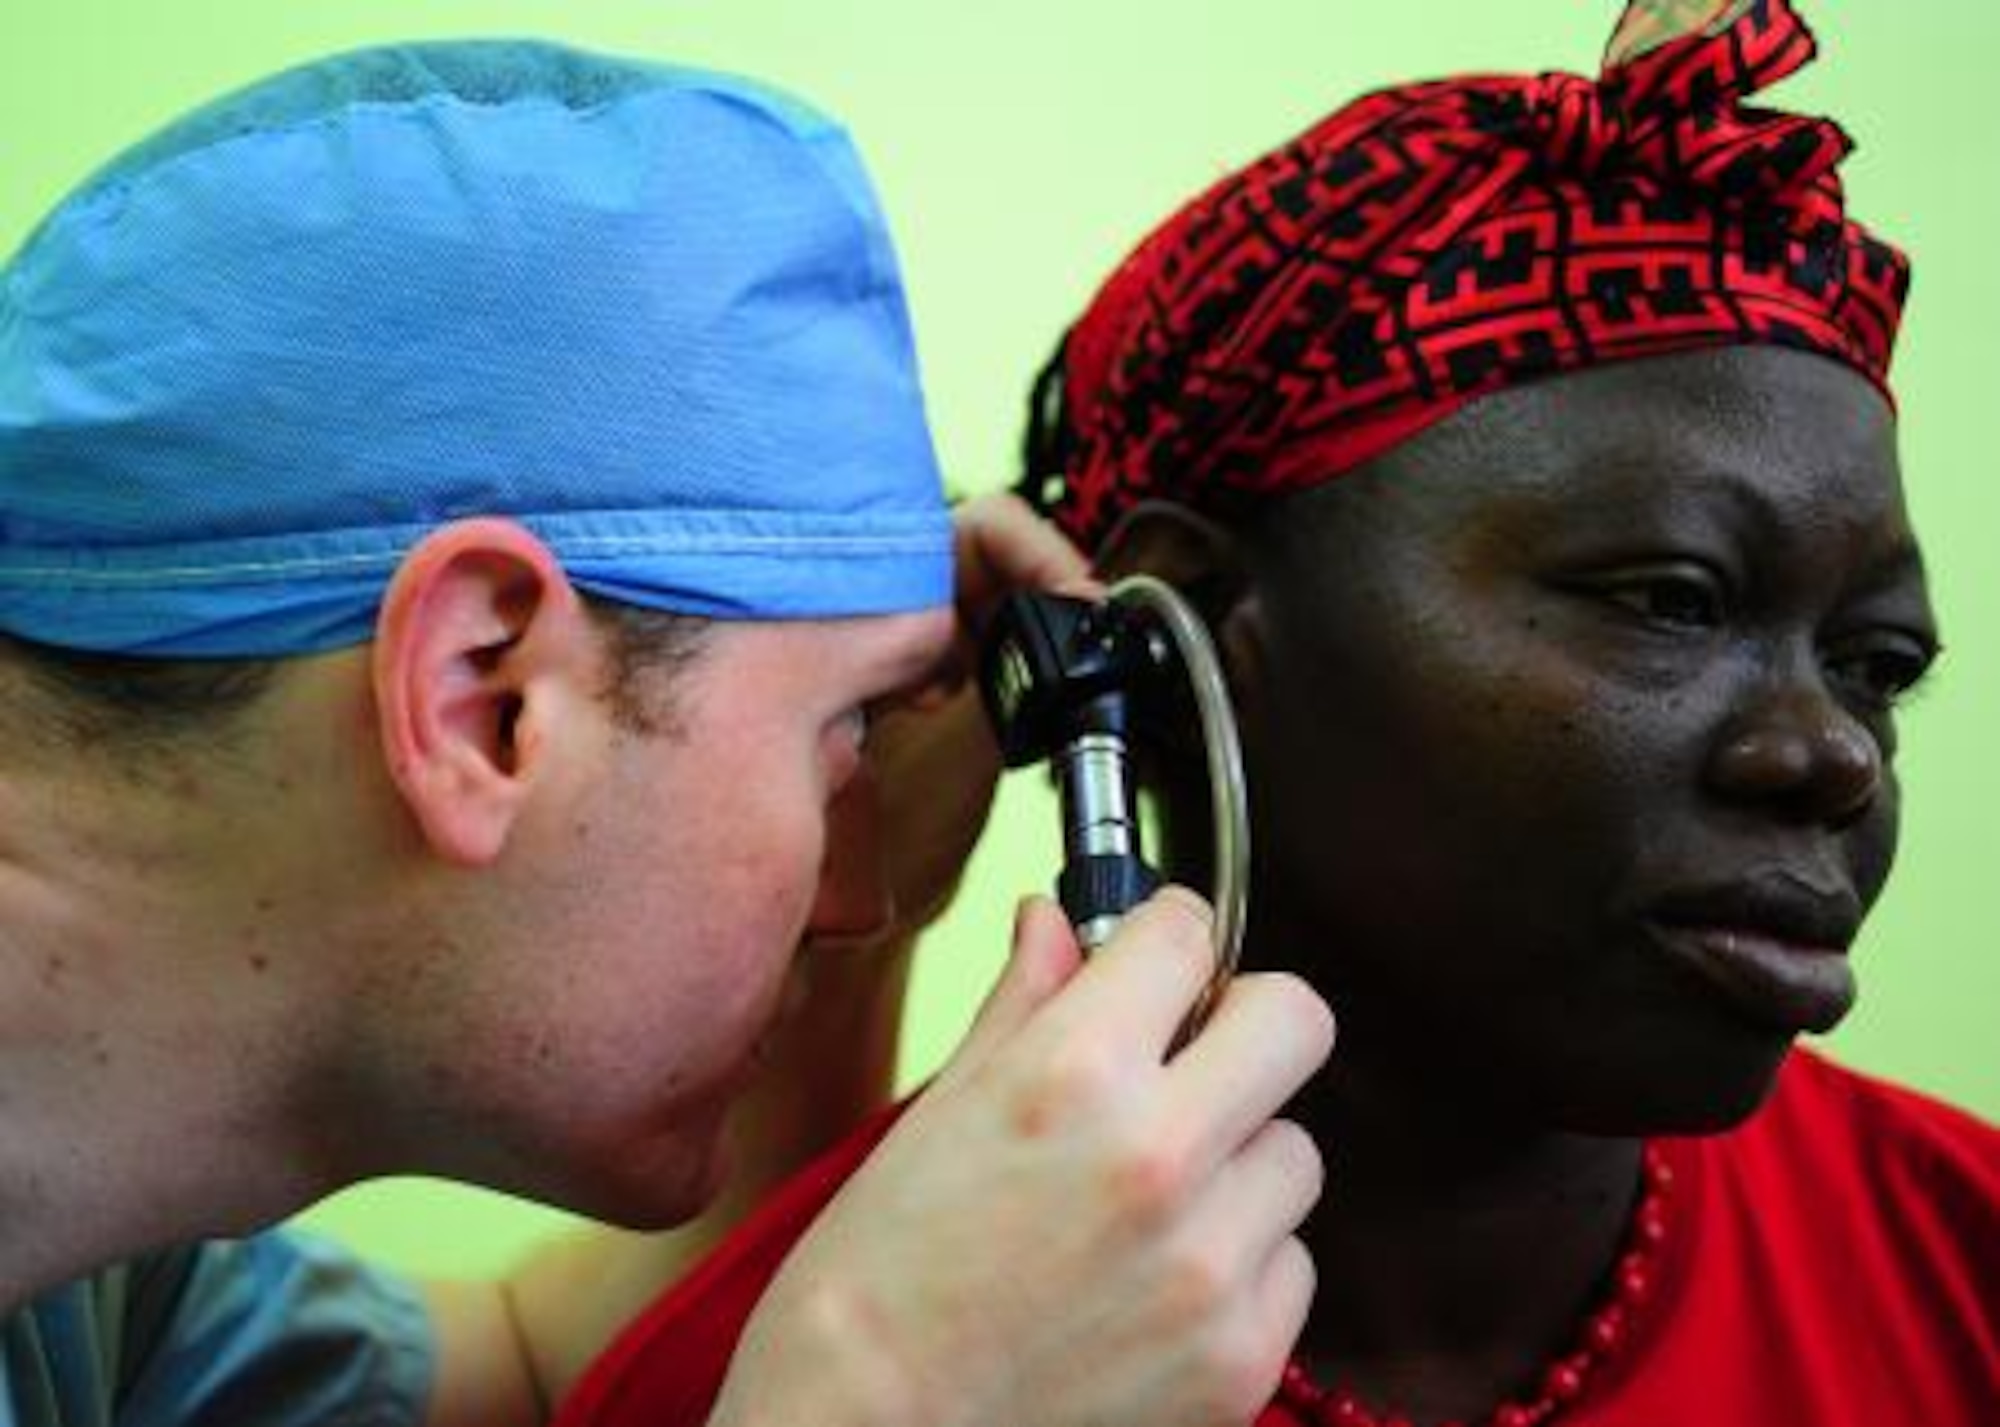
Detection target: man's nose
<box><xmin>805</xmin><ymin>766</ymin><xmax>896</xmax><ymax>945</ymax></box>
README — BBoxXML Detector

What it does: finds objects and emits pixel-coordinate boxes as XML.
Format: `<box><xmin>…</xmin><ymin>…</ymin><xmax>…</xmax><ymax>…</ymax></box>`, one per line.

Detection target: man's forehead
<box><xmin>703</xmin><ymin>607</ymin><xmax>952</xmax><ymax>682</ymax></box>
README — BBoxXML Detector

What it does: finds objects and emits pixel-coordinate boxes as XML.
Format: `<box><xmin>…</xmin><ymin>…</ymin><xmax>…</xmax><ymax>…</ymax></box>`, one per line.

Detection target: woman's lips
<box><xmin>1645</xmin><ymin>919</ymin><xmax>1856</xmax><ymax>1034</ymax></box>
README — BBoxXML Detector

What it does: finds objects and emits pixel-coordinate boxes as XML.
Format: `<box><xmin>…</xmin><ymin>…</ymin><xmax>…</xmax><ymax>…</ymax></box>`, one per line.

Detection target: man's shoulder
<box><xmin>3</xmin><ymin>1233</ymin><xmax>430</xmax><ymax>1427</ymax></box>
<box><xmin>2</xmin><ymin>1247</ymin><xmax>205</xmax><ymax>1425</ymax></box>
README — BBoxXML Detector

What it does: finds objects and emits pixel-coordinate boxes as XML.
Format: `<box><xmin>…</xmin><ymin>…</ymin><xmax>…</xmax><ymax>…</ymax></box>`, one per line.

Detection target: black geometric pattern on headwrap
<box><xmin>1046</xmin><ymin>0</ymin><xmax>1908</xmax><ymax>549</ymax></box>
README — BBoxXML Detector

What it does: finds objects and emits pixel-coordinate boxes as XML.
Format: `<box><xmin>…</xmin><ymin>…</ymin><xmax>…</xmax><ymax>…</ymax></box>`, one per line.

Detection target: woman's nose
<box><xmin>1702</xmin><ymin>673</ymin><xmax>1883</xmax><ymax>829</ymax></box>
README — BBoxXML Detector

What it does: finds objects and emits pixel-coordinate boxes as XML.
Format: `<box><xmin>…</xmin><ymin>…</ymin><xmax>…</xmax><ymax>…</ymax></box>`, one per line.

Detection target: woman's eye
<box><xmin>1827</xmin><ymin>638</ymin><xmax>1938</xmax><ymax>711</ymax></box>
<box><xmin>1595</xmin><ymin>568</ymin><xmax>1727</xmax><ymax>629</ymax></box>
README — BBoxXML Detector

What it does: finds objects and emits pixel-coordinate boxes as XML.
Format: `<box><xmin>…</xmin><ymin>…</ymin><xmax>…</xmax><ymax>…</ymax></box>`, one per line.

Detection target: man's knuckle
<box><xmin>1158</xmin><ymin>1254</ymin><xmax>1229</xmax><ymax>1328</ymax></box>
<box><xmin>1105</xmin><ymin>1131</ymin><xmax>1195</xmax><ymax>1224</ymax></box>
<box><xmin>1007</xmin><ymin>1039</ymin><xmax>1118</xmax><ymax>1137</ymax></box>
<box><xmin>1183</xmin><ymin>1319</ymin><xmax>1273</xmax><ymax>1424</ymax></box>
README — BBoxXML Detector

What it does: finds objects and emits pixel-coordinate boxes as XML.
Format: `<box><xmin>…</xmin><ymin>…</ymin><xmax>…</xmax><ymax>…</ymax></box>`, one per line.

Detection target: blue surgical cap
<box><xmin>0</xmin><ymin>41</ymin><xmax>952</xmax><ymax>655</ymax></box>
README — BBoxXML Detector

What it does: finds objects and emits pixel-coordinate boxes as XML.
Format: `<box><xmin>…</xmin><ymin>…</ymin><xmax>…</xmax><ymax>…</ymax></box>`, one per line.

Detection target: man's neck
<box><xmin>0</xmin><ymin>790</ymin><xmax>344</xmax><ymax>1310</ymax></box>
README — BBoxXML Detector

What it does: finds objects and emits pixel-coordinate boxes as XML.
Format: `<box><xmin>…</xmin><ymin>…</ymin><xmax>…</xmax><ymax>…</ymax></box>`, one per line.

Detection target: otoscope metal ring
<box><xmin>1107</xmin><ymin>575</ymin><xmax>1250</xmax><ymax>1036</ymax></box>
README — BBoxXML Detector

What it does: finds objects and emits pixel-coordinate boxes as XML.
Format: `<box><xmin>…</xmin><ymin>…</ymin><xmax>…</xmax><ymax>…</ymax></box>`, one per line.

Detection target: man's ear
<box><xmin>372</xmin><ymin>518</ymin><xmax>595</xmax><ymax>866</ymax></box>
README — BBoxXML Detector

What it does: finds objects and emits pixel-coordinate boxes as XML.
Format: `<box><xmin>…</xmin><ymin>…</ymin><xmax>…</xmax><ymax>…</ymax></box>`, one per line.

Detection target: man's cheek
<box><xmin>803</xmin><ymin>770</ymin><xmax>893</xmax><ymax>942</ymax></box>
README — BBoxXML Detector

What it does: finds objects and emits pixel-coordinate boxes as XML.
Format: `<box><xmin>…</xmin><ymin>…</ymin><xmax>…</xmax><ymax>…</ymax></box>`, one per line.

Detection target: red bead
<box><xmin>1278</xmin><ymin>1145</ymin><xmax>1676</xmax><ymax>1427</ymax></box>
<box><xmin>1543</xmin><ymin>1356</ymin><xmax>1589</xmax><ymax>1402</ymax></box>
<box><xmin>1325</xmin><ymin>1392</ymin><xmax>1373</xmax><ymax>1427</ymax></box>
<box><xmin>1617</xmin><ymin>1251</ymin><xmax>1655</xmax><ymax>1303</ymax></box>
<box><xmin>1586</xmin><ymin>1306</ymin><xmax>1628</xmax><ymax>1353</ymax></box>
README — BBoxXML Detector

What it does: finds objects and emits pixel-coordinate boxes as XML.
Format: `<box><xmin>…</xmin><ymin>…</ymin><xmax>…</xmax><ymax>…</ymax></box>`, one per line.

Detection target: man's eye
<box><xmin>1595</xmin><ymin>568</ymin><xmax>1727</xmax><ymax>629</ymax></box>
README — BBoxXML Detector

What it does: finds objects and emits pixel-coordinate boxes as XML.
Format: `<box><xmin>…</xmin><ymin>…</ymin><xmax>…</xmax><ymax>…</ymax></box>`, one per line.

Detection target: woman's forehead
<box><xmin>1249</xmin><ymin>346</ymin><xmax>1916</xmax><ymax>584</ymax></box>
<box><xmin>1377</xmin><ymin>347</ymin><xmax>1896</xmax><ymax>503</ymax></box>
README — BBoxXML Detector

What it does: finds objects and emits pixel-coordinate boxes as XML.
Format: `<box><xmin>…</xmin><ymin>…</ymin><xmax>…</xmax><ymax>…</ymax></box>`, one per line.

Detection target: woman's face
<box><xmin>1237</xmin><ymin>345</ymin><xmax>1937</xmax><ymax>1133</ymax></box>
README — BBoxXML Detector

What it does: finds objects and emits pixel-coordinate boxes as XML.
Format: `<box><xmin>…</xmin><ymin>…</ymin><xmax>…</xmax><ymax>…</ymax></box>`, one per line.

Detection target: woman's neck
<box><xmin>1289</xmin><ymin>1037</ymin><xmax>1647</xmax><ymax>1424</ymax></box>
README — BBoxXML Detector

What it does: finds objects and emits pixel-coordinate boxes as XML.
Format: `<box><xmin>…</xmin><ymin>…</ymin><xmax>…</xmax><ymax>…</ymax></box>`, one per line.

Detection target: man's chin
<box><xmin>570</xmin><ymin>1114</ymin><xmax>735</xmax><ymax>1230</ymax></box>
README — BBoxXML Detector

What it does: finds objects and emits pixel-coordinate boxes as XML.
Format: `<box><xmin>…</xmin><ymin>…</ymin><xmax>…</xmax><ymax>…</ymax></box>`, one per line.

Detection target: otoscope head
<box><xmin>978</xmin><ymin>591</ymin><xmax>1169</xmax><ymax>767</ymax></box>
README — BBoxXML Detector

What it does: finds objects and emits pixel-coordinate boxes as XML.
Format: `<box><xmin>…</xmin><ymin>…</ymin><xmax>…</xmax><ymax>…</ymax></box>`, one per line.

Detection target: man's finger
<box><xmin>936</xmin><ymin>895</ymin><xmax>1086</xmax><ymax>1085</ymax></box>
<box><xmin>1164</xmin><ymin>971</ymin><xmax>1336</xmax><ymax>1177</ymax></box>
<box><xmin>953</xmin><ymin>492</ymin><xmax>1094</xmax><ymax>616</ymax></box>
<box><xmin>1032</xmin><ymin>887</ymin><xmax>1220</xmax><ymax>1059</ymax></box>
<box><xmin>1180</xmin><ymin>1118</ymin><xmax>1325</xmax><ymax>1279</ymax></box>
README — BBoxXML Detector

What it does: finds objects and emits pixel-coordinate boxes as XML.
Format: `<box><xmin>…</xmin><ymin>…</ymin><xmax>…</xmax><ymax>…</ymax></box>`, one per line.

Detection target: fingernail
<box><xmin>1152</xmin><ymin>884</ymin><xmax>1214</xmax><ymax>926</ymax></box>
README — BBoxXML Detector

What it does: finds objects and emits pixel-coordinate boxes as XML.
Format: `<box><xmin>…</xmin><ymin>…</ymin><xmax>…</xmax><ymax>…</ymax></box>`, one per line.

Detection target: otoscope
<box><xmin>978</xmin><ymin>577</ymin><xmax>1249</xmax><ymax>1038</ymax></box>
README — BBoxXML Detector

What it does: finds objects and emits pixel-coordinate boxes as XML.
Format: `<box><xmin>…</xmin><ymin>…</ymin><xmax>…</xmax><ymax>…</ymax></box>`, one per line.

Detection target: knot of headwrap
<box><xmin>1524</xmin><ymin>0</ymin><xmax>1841</xmax><ymax>204</ymax></box>
<box><xmin>1525</xmin><ymin>73</ymin><xmax>1632</xmax><ymax>180</ymax></box>
<box><xmin>1040</xmin><ymin>0</ymin><xmax>1909</xmax><ymax>548</ymax></box>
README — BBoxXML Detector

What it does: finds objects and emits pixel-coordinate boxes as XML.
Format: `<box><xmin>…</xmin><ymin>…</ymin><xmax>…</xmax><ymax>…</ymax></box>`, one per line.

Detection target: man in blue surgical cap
<box><xmin>0</xmin><ymin>38</ymin><xmax>1331</xmax><ymax>1427</ymax></box>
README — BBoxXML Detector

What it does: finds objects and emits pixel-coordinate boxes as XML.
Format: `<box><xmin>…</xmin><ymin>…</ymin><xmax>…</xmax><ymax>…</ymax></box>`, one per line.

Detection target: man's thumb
<box><xmin>936</xmin><ymin>895</ymin><xmax>1082</xmax><ymax>1084</ymax></box>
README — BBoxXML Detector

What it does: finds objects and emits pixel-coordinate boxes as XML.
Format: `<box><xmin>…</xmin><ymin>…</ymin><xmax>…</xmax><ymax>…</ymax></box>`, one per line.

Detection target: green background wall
<box><xmin>5</xmin><ymin>1</ymin><xmax>1995</xmax><ymax>1280</ymax></box>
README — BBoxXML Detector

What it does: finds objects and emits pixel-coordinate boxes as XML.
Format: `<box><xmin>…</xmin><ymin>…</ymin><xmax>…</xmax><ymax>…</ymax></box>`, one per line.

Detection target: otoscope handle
<box><xmin>1049</xmin><ymin>724</ymin><xmax>1160</xmax><ymax>948</ymax></box>
<box><xmin>1059</xmin><ymin>853</ymin><xmax>1163</xmax><ymax>950</ymax></box>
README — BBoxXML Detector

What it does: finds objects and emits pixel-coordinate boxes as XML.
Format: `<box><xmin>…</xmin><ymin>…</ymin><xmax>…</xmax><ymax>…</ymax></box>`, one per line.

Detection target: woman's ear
<box><xmin>1093</xmin><ymin>500</ymin><xmax>1265</xmax><ymax>673</ymax></box>
<box><xmin>1093</xmin><ymin>500</ymin><xmax>1253</xmax><ymax>618</ymax></box>
<box><xmin>1091</xmin><ymin>499</ymin><xmax>1270</xmax><ymax>752</ymax></box>
<box><xmin>371</xmin><ymin>518</ymin><xmax>596</xmax><ymax>866</ymax></box>
<box><xmin>1091</xmin><ymin>502</ymin><xmax>1275</xmax><ymax>893</ymax></box>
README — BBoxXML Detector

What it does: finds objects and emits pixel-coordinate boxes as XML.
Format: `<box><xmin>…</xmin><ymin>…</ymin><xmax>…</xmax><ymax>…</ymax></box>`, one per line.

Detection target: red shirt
<box><xmin>556</xmin><ymin>1052</ymin><xmax>2000</xmax><ymax>1426</ymax></box>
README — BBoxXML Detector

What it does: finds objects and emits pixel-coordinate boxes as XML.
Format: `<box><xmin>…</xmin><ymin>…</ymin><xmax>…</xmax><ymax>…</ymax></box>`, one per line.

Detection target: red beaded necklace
<box><xmin>1277</xmin><ymin>1143</ymin><xmax>1676</xmax><ymax>1427</ymax></box>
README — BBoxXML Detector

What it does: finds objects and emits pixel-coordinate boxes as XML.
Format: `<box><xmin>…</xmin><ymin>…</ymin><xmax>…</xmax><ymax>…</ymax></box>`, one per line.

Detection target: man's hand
<box><xmin>857</xmin><ymin>492</ymin><xmax>1097</xmax><ymax>944</ymax></box>
<box><xmin>713</xmin><ymin>890</ymin><xmax>1335</xmax><ymax>1427</ymax></box>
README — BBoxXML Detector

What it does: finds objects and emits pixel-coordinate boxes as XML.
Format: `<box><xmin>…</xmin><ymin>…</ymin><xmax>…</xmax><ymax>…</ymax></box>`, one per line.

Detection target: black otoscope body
<box><xmin>980</xmin><ymin>591</ymin><xmax>1169</xmax><ymax>948</ymax></box>
<box><xmin>980</xmin><ymin>579</ymin><xmax>1252</xmax><ymax>1040</ymax></box>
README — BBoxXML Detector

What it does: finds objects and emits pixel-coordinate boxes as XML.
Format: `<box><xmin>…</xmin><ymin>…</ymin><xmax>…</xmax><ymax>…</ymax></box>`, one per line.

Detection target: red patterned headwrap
<box><xmin>1031</xmin><ymin>0</ymin><xmax>1910</xmax><ymax>548</ymax></box>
